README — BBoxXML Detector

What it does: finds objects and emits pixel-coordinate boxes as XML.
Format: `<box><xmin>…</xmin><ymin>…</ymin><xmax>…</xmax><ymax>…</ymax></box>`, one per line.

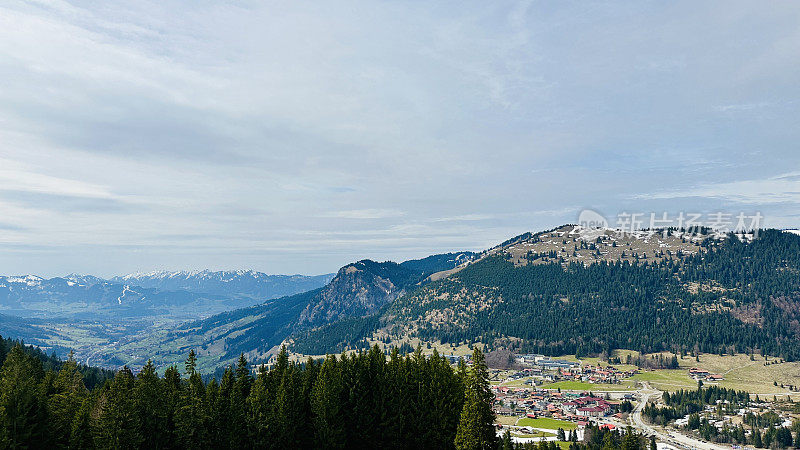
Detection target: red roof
<box><xmin>578</xmin><ymin>406</ymin><xmax>605</xmax><ymax>412</ymax></box>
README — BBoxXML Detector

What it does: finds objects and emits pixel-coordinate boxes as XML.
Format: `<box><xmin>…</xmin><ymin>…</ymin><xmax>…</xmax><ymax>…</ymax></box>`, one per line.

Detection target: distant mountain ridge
<box><xmin>0</xmin><ymin>270</ymin><xmax>334</xmax><ymax>321</ymax></box>
<box><xmin>111</xmin><ymin>269</ymin><xmax>334</xmax><ymax>298</ymax></box>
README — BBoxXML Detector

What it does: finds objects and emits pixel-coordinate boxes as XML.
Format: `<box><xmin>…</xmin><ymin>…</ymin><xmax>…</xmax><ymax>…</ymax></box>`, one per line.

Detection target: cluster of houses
<box><xmin>673</xmin><ymin>402</ymin><xmax>793</xmax><ymax>432</ymax></box>
<box><xmin>508</xmin><ymin>356</ymin><xmax>637</xmax><ymax>386</ymax></box>
<box><xmin>443</xmin><ymin>354</ymin><xmax>470</xmax><ymax>364</ymax></box>
<box><xmin>492</xmin><ymin>385</ymin><xmax>626</xmax><ymax>425</ymax></box>
<box><xmin>558</xmin><ymin>363</ymin><xmax>638</xmax><ymax>385</ymax></box>
<box><xmin>688</xmin><ymin>368</ymin><xmax>724</xmax><ymax>381</ymax></box>
<box><xmin>563</xmin><ymin>396</ymin><xmax>615</xmax><ymax>418</ymax></box>
<box><xmin>515</xmin><ymin>354</ymin><xmax>578</xmax><ymax>369</ymax></box>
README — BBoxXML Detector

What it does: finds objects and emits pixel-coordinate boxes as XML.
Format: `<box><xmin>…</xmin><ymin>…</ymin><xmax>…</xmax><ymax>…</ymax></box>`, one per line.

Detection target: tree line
<box><xmin>643</xmin><ymin>385</ymin><xmax>749</xmax><ymax>424</ymax></box>
<box><xmin>0</xmin><ymin>340</ymin><xmax>500</xmax><ymax>449</ymax></box>
<box><xmin>0</xmin><ymin>335</ymin><xmax>658</xmax><ymax>449</ymax></box>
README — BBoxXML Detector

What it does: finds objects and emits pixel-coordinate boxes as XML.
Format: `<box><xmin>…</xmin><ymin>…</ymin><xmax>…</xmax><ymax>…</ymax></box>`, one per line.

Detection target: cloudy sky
<box><xmin>0</xmin><ymin>0</ymin><xmax>798</xmax><ymax>277</ymax></box>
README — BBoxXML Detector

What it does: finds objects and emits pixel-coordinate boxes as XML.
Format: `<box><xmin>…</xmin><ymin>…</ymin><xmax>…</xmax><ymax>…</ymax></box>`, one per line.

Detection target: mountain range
<box><xmin>133</xmin><ymin>225</ymin><xmax>800</xmax><ymax>373</ymax></box>
<box><xmin>0</xmin><ymin>270</ymin><xmax>334</xmax><ymax>320</ymax></box>
<box><xmin>110</xmin><ymin>270</ymin><xmax>333</xmax><ymax>299</ymax></box>
<box><xmin>5</xmin><ymin>225</ymin><xmax>800</xmax><ymax>374</ymax></box>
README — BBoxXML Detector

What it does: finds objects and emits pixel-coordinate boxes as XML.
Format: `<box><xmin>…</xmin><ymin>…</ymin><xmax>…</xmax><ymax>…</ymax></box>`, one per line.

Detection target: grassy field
<box><xmin>516</xmin><ymin>417</ymin><xmax>577</xmax><ymax>430</ymax></box>
<box><xmin>523</xmin><ymin>350</ymin><xmax>800</xmax><ymax>397</ymax></box>
<box><xmin>499</xmin><ymin>376</ymin><xmax>535</xmax><ymax>387</ymax></box>
<box><xmin>559</xmin><ymin>350</ymin><xmax>641</xmax><ymax>373</ymax></box>
<box><xmin>631</xmin><ymin>352</ymin><xmax>800</xmax><ymax>397</ymax></box>
<box><xmin>495</xmin><ymin>415</ymin><xmax>519</xmax><ymax>426</ymax></box>
<box><xmin>630</xmin><ymin>369</ymin><xmax>696</xmax><ymax>391</ymax></box>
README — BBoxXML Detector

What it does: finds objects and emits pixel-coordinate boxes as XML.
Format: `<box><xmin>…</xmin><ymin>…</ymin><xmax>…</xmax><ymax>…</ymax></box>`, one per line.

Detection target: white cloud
<box><xmin>713</xmin><ymin>102</ymin><xmax>776</xmax><ymax>113</ymax></box>
<box><xmin>0</xmin><ymin>159</ymin><xmax>114</xmax><ymax>199</ymax></box>
<box><xmin>634</xmin><ymin>171</ymin><xmax>800</xmax><ymax>205</ymax></box>
<box><xmin>0</xmin><ymin>0</ymin><xmax>799</xmax><ymax>275</ymax></box>
<box><xmin>320</xmin><ymin>209</ymin><xmax>405</xmax><ymax>219</ymax></box>
<box><xmin>433</xmin><ymin>214</ymin><xmax>494</xmax><ymax>222</ymax></box>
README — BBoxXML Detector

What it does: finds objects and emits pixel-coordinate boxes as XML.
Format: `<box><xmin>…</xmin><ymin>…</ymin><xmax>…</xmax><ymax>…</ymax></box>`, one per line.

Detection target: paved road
<box><xmin>630</xmin><ymin>382</ymin><xmax>727</xmax><ymax>450</ymax></box>
<box><xmin>85</xmin><ymin>341</ymin><xmax>117</xmax><ymax>367</ymax></box>
<box><xmin>630</xmin><ymin>382</ymin><xmax>660</xmax><ymax>436</ymax></box>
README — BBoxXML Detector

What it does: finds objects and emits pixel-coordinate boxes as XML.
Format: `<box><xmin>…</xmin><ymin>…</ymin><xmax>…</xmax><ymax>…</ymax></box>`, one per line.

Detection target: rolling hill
<box><xmin>290</xmin><ymin>226</ymin><xmax>800</xmax><ymax>363</ymax></box>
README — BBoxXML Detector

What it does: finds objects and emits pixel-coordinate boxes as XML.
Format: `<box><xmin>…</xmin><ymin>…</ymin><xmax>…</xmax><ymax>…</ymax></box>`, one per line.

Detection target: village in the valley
<box><xmin>448</xmin><ymin>352</ymin><xmax>800</xmax><ymax>449</ymax></box>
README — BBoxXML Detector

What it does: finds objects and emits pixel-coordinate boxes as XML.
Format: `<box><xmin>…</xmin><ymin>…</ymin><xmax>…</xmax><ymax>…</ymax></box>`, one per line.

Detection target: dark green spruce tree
<box><xmin>0</xmin><ymin>345</ymin><xmax>47</xmax><ymax>447</ymax></box>
<box><xmin>454</xmin><ymin>347</ymin><xmax>497</xmax><ymax>450</ymax></box>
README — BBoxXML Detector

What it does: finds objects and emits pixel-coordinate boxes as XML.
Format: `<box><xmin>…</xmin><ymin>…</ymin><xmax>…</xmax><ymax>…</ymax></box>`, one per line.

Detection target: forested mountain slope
<box><xmin>291</xmin><ymin>227</ymin><xmax>800</xmax><ymax>361</ymax></box>
<box><xmin>385</xmin><ymin>228</ymin><xmax>800</xmax><ymax>359</ymax></box>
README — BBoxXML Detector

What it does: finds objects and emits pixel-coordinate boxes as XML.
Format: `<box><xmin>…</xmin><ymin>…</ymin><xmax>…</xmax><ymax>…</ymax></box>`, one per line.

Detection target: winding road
<box><xmin>630</xmin><ymin>382</ymin><xmax>727</xmax><ymax>450</ymax></box>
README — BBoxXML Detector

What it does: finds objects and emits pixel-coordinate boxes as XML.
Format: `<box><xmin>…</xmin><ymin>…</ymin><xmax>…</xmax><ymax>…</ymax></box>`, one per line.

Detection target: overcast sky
<box><xmin>1</xmin><ymin>0</ymin><xmax>799</xmax><ymax>277</ymax></box>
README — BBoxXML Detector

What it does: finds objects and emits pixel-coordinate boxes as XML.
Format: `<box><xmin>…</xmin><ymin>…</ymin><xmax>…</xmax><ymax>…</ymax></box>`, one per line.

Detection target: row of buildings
<box><xmin>688</xmin><ymin>367</ymin><xmax>724</xmax><ymax>381</ymax></box>
<box><xmin>493</xmin><ymin>386</ymin><xmax>625</xmax><ymax>423</ymax></box>
<box><xmin>507</xmin><ymin>360</ymin><xmax>637</xmax><ymax>386</ymax></box>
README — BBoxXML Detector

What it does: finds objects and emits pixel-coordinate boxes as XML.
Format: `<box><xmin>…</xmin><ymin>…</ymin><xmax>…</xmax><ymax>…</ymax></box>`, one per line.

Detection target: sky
<box><xmin>0</xmin><ymin>0</ymin><xmax>799</xmax><ymax>277</ymax></box>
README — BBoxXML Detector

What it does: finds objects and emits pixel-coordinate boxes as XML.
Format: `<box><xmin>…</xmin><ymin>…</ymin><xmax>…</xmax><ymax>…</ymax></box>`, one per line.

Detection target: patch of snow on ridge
<box><xmin>117</xmin><ymin>285</ymin><xmax>134</xmax><ymax>305</ymax></box>
<box><xmin>5</xmin><ymin>275</ymin><xmax>43</xmax><ymax>286</ymax></box>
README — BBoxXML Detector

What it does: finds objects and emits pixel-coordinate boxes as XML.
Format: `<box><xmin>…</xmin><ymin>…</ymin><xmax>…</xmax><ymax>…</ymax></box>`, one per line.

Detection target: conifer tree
<box><xmin>213</xmin><ymin>366</ymin><xmax>235</xmax><ymax>448</ymax></box>
<box><xmin>176</xmin><ymin>352</ymin><xmax>207</xmax><ymax>447</ymax></box>
<box><xmin>48</xmin><ymin>351</ymin><xmax>87</xmax><ymax>447</ymax></box>
<box><xmin>381</xmin><ymin>347</ymin><xmax>405</xmax><ymax>445</ymax></box>
<box><xmin>247</xmin><ymin>363</ymin><xmax>272</xmax><ymax>446</ymax></box>
<box><xmin>0</xmin><ymin>345</ymin><xmax>47</xmax><ymax>448</ymax></box>
<box><xmin>204</xmin><ymin>377</ymin><xmax>221</xmax><ymax>444</ymax></box>
<box><xmin>162</xmin><ymin>365</ymin><xmax>182</xmax><ymax>447</ymax></box>
<box><xmin>134</xmin><ymin>359</ymin><xmax>169</xmax><ymax>449</ymax></box>
<box><xmin>500</xmin><ymin>429</ymin><xmax>513</xmax><ymax>450</ymax></box>
<box><xmin>312</xmin><ymin>355</ymin><xmax>345</xmax><ymax>448</ymax></box>
<box><xmin>70</xmin><ymin>397</ymin><xmax>93</xmax><ymax>449</ymax></box>
<box><xmin>229</xmin><ymin>353</ymin><xmax>252</xmax><ymax>448</ymax></box>
<box><xmin>454</xmin><ymin>347</ymin><xmax>497</xmax><ymax>450</ymax></box>
<box><xmin>275</xmin><ymin>364</ymin><xmax>302</xmax><ymax>447</ymax></box>
<box><xmin>753</xmin><ymin>428</ymin><xmax>763</xmax><ymax>448</ymax></box>
<box><xmin>92</xmin><ymin>366</ymin><xmax>143</xmax><ymax>449</ymax></box>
